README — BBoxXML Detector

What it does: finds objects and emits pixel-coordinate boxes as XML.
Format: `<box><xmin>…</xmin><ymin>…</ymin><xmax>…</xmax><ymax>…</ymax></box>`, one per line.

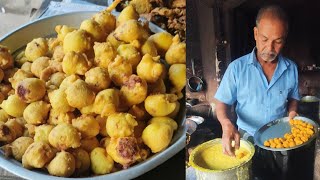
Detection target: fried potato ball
<box><xmin>70</xmin><ymin>148</ymin><xmax>91</xmax><ymax>176</ymax></box>
<box><xmin>25</xmin><ymin>38</ymin><xmax>48</xmax><ymax>62</ymax></box>
<box><xmin>48</xmin><ymin>123</ymin><xmax>81</xmax><ymax>150</ymax></box>
<box><xmin>55</xmin><ymin>25</ymin><xmax>76</xmax><ymax>42</ymax></box>
<box><xmin>52</xmin><ymin>45</ymin><xmax>65</xmax><ymax>62</ymax></box>
<box><xmin>6</xmin><ymin>118</ymin><xmax>24</xmax><ymax>138</ymax></box>
<box><xmin>169</xmin><ymin>64</ymin><xmax>186</xmax><ymax>94</ymax></box>
<box><xmin>93</xmin><ymin>42</ymin><xmax>116</xmax><ymax>69</ymax></box>
<box><xmin>8</xmin><ymin>137</ymin><xmax>34</xmax><ymax>161</ymax></box>
<box><xmin>72</xmin><ymin>115</ymin><xmax>99</xmax><ymax>139</ymax></box>
<box><xmin>106</xmin><ymin>137</ymin><xmax>141</xmax><ymax>168</ymax></box>
<box><xmin>48</xmin><ymin>88</ymin><xmax>74</xmax><ymax>113</ymax></box>
<box><xmin>148</xmin><ymin>32</ymin><xmax>173</xmax><ymax>56</ymax></box>
<box><xmin>148</xmin><ymin>117</ymin><xmax>178</xmax><ymax>131</ymax></box>
<box><xmin>62</xmin><ymin>51</ymin><xmax>92</xmax><ymax>75</ymax></box>
<box><xmin>117</xmin><ymin>44</ymin><xmax>141</xmax><ymax>70</ymax></box>
<box><xmin>80</xmin><ymin>19</ymin><xmax>107</xmax><ymax>42</ymax></box>
<box><xmin>141</xmin><ymin>40</ymin><xmax>158</xmax><ymax>57</ymax></box>
<box><xmin>82</xmin><ymin>89</ymin><xmax>119</xmax><ymax>117</ymax></box>
<box><xmin>92</xmin><ymin>10</ymin><xmax>116</xmax><ymax>34</ymax></box>
<box><xmin>117</xmin><ymin>5</ymin><xmax>139</xmax><ymax>27</ymax></box>
<box><xmin>128</xmin><ymin>104</ymin><xmax>151</xmax><ymax>121</ymax></box>
<box><xmin>0</xmin><ymin>121</ymin><xmax>16</xmax><ymax>142</ymax></box>
<box><xmin>48</xmin><ymin>109</ymin><xmax>74</xmax><ymax>125</ymax></box>
<box><xmin>114</xmin><ymin>20</ymin><xmax>150</xmax><ymax>43</ymax></box>
<box><xmin>96</xmin><ymin>115</ymin><xmax>107</xmax><ymax>136</ymax></box>
<box><xmin>85</xmin><ymin>67</ymin><xmax>111</xmax><ymax>91</ymax></box>
<box><xmin>0</xmin><ymin>109</ymin><xmax>9</xmax><ymax>122</ymax></box>
<box><xmin>59</xmin><ymin>74</ymin><xmax>80</xmax><ymax>90</ymax></box>
<box><xmin>21</xmin><ymin>62</ymin><xmax>32</xmax><ymax>73</ymax></box>
<box><xmin>130</xmin><ymin>0</ymin><xmax>152</xmax><ymax>14</ymax></box>
<box><xmin>90</xmin><ymin>147</ymin><xmax>114</xmax><ymax>175</ymax></box>
<box><xmin>168</xmin><ymin>101</ymin><xmax>180</xmax><ymax>118</ymax></box>
<box><xmin>30</xmin><ymin>56</ymin><xmax>50</xmax><ymax>78</ymax></box>
<box><xmin>1</xmin><ymin>94</ymin><xmax>27</xmax><ymax>117</ymax></box>
<box><xmin>142</xmin><ymin>122</ymin><xmax>173</xmax><ymax>153</ymax></box>
<box><xmin>16</xmin><ymin>78</ymin><xmax>46</xmax><ymax>103</ymax></box>
<box><xmin>47</xmin><ymin>38</ymin><xmax>61</xmax><ymax>56</ymax></box>
<box><xmin>108</xmin><ymin>55</ymin><xmax>132</xmax><ymax>86</ymax></box>
<box><xmin>106</xmin><ymin>113</ymin><xmax>137</xmax><ymax>138</ymax></box>
<box><xmin>137</xmin><ymin>54</ymin><xmax>165</xmax><ymax>83</ymax></box>
<box><xmin>23</xmin><ymin>101</ymin><xmax>50</xmax><ymax>125</ymax></box>
<box><xmin>144</xmin><ymin>94</ymin><xmax>178</xmax><ymax>117</ymax></box>
<box><xmin>14</xmin><ymin>50</ymin><xmax>29</xmax><ymax>68</ymax></box>
<box><xmin>106</xmin><ymin>32</ymin><xmax>124</xmax><ymax>49</ymax></box>
<box><xmin>34</xmin><ymin>124</ymin><xmax>54</xmax><ymax>144</ymax></box>
<box><xmin>63</xmin><ymin>29</ymin><xmax>92</xmax><ymax>54</ymax></box>
<box><xmin>8</xmin><ymin>69</ymin><xmax>34</xmax><ymax>89</ymax></box>
<box><xmin>22</xmin><ymin>141</ymin><xmax>56</xmax><ymax>169</ymax></box>
<box><xmin>147</xmin><ymin>79</ymin><xmax>166</xmax><ymax>94</ymax></box>
<box><xmin>47</xmin><ymin>151</ymin><xmax>76</xmax><ymax>177</ymax></box>
<box><xmin>120</xmin><ymin>75</ymin><xmax>147</xmax><ymax>106</ymax></box>
<box><xmin>46</xmin><ymin>72</ymin><xmax>66</xmax><ymax>90</ymax></box>
<box><xmin>65</xmin><ymin>79</ymin><xmax>95</xmax><ymax>108</ymax></box>
<box><xmin>80</xmin><ymin>137</ymin><xmax>100</xmax><ymax>153</ymax></box>
<box><xmin>165</xmin><ymin>35</ymin><xmax>186</xmax><ymax>64</ymax></box>
<box><xmin>0</xmin><ymin>45</ymin><xmax>14</xmax><ymax>70</ymax></box>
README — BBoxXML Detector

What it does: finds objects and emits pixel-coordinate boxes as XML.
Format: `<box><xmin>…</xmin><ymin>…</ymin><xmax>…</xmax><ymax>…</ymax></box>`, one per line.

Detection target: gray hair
<box><xmin>256</xmin><ymin>5</ymin><xmax>289</xmax><ymax>33</ymax></box>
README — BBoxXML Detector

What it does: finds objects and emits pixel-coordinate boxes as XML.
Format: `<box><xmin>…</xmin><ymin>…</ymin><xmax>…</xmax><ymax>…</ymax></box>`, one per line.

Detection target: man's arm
<box><xmin>216</xmin><ymin>100</ymin><xmax>240</xmax><ymax>157</ymax></box>
<box><xmin>288</xmin><ymin>98</ymin><xmax>298</xmax><ymax>119</ymax></box>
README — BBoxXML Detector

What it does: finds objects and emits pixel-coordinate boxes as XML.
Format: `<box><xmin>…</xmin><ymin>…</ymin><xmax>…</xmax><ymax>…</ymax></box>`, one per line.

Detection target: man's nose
<box><xmin>266</xmin><ymin>41</ymin><xmax>275</xmax><ymax>52</ymax></box>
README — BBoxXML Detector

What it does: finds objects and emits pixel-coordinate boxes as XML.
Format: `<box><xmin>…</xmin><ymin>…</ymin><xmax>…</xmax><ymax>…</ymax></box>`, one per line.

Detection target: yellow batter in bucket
<box><xmin>195</xmin><ymin>143</ymin><xmax>251</xmax><ymax>170</ymax></box>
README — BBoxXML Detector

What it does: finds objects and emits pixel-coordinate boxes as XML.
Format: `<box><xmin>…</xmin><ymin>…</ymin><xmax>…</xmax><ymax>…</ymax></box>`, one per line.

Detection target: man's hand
<box><xmin>221</xmin><ymin>120</ymin><xmax>240</xmax><ymax>157</ymax></box>
<box><xmin>288</xmin><ymin>111</ymin><xmax>298</xmax><ymax>120</ymax></box>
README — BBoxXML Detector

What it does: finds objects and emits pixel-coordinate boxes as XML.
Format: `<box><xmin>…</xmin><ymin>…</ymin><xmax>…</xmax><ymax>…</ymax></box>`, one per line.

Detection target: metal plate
<box><xmin>0</xmin><ymin>11</ymin><xmax>186</xmax><ymax>180</ymax></box>
<box><xmin>254</xmin><ymin>116</ymin><xmax>319</xmax><ymax>151</ymax></box>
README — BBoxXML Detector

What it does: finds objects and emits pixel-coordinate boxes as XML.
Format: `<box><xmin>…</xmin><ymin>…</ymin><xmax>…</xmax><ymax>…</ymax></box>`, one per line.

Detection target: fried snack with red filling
<box><xmin>106</xmin><ymin>113</ymin><xmax>137</xmax><ymax>138</ymax></box>
<box><xmin>22</xmin><ymin>141</ymin><xmax>56</xmax><ymax>169</ymax></box>
<box><xmin>34</xmin><ymin>124</ymin><xmax>54</xmax><ymax>144</ymax></box>
<box><xmin>85</xmin><ymin>67</ymin><xmax>111</xmax><ymax>91</ymax></box>
<box><xmin>137</xmin><ymin>54</ymin><xmax>165</xmax><ymax>83</ymax></box>
<box><xmin>0</xmin><ymin>45</ymin><xmax>14</xmax><ymax>70</ymax></box>
<box><xmin>90</xmin><ymin>147</ymin><xmax>114</xmax><ymax>175</ymax></box>
<box><xmin>1</xmin><ymin>94</ymin><xmax>27</xmax><ymax>117</ymax></box>
<box><xmin>63</xmin><ymin>29</ymin><xmax>92</xmax><ymax>54</ymax></box>
<box><xmin>48</xmin><ymin>123</ymin><xmax>81</xmax><ymax>150</ymax></box>
<box><xmin>15</xmin><ymin>78</ymin><xmax>46</xmax><ymax>103</ymax></box>
<box><xmin>23</xmin><ymin>101</ymin><xmax>50</xmax><ymax>125</ymax></box>
<box><xmin>120</xmin><ymin>75</ymin><xmax>147</xmax><ymax>106</ymax></box>
<box><xmin>8</xmin><ymin>69</ymin><xmax>34</xmax><ymax>89</ymax></box>
<box><xmin>47</xmin><ymin>151</ymin><xmax>76</xmax><ymax>177</ymax></box>
<box><xmin>106</xmin><ymin>137</ymin><xmax>141</xmax><ymax>168</ymax></box>
<box><xmin>65</xmin><ymin>79</ymin><xmax>95</xmax><ymax>109</ymax></box>
<box><xmin>108</xmin><ymin>55</ymin><xmax>132</xmax><ymax>86</ymax></box>
<box><xmin>72</xmin><ymin>115</ymin><xmax>99</xmax><ymax>139</ymax></box>
<box><xmin>24</xmin><ymin>38</ymin><xmax>48</xmax><ymax>62</ymax></box>
<box><xmin>144</xmin><ymin>94</ymin><xmax>178</xmax><ymax>116</ymax></box>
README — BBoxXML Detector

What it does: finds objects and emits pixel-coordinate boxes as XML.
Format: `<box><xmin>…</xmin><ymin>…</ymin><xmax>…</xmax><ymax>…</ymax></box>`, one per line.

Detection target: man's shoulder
<box><xmin>280</xmin><ymin>55</ymin><xmax>298</xmax><ymax>69</ymax></box>
<box><xmin>229</xmin><ymin>53</ymin><xmax>251</xmax><ymax>68</ymax></box>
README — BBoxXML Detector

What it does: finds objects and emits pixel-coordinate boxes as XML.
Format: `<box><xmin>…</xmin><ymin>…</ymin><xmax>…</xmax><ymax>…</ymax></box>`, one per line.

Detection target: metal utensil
<box><xmin>188</xmin><ymin>58</ymin><xmax>204</xmax><ymax>92</ymax></box>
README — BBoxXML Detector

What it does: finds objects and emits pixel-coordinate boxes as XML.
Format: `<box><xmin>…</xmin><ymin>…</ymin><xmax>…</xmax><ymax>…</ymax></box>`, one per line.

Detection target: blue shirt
<box><xmin>214</xmin><ymin>48</ymin><xmax>300</xmax><ymax>135</ymax></box>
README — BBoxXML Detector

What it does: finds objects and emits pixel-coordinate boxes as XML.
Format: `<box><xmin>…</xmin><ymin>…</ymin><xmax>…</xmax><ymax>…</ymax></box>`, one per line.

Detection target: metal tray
<box><xmin>0</xmin><ymin>11</ymin><xmax>186</xmax><ymax>180</ymax></box>
<box><xmin>254</xmin><ymin>116</ymin><xmax>319</xmax><ymax>151</ymax></box>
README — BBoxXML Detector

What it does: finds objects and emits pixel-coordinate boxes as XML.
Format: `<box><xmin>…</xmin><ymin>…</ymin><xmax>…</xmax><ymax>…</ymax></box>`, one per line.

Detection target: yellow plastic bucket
<box><xmin>189</xmin><ymin>138</ymin><xmax>255</xmax><ymax>180</ymax></box>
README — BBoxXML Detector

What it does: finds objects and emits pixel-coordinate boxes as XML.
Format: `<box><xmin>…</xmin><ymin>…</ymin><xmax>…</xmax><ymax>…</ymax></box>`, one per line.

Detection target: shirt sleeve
<box><xmin>214</xmin><ymin>62</ymin><xmax>237</xmax><ymax>105</ymax></box>
<box><xmin>288</xmin><ymin>63</ymin><xmax>300</xmax><ymax>101</ymax></box>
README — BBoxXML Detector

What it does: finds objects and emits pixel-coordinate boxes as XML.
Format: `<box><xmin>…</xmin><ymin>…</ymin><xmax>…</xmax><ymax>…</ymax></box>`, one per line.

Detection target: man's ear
<box><xmin>254</xmin><ymin>27</ymin><xmax>258</xmax><ymax>41</ymax></box>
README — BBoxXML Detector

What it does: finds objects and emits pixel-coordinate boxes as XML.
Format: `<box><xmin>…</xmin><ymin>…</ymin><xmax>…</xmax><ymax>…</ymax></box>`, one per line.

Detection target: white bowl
<box><xmin>0</xmin><ymin>11</ymin><xmax>186</xmax><ymax>180</ymax></box>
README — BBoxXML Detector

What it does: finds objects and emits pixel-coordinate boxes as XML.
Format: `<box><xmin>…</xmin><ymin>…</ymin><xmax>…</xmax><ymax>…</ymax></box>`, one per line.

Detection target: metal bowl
<box><xmin>0</xmin><ymin>11</ymin><xmax>186</xmax><ymax>180</ymax></box>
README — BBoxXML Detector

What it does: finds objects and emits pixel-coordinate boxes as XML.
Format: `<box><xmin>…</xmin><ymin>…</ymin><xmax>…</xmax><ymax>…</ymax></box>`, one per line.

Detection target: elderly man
<box><xmin>214</xmin><ymin>5</ymin><xmax>300</xmax><ymax>179</ymax></box>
